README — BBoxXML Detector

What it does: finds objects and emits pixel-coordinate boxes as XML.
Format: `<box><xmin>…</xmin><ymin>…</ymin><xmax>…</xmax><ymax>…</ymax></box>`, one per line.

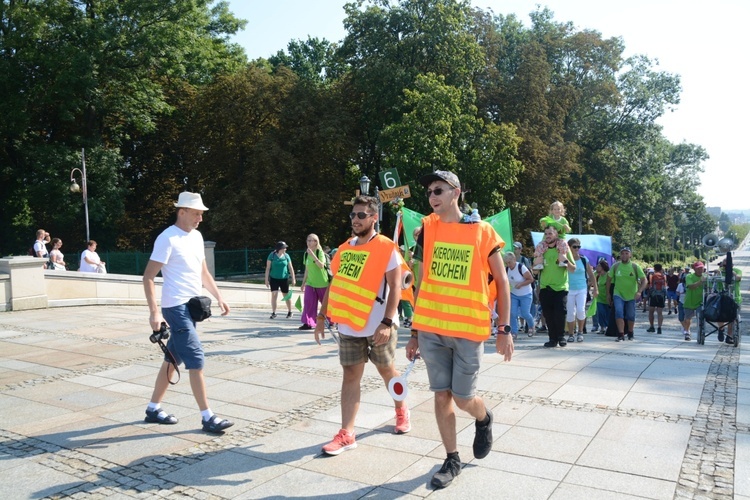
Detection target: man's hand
<box><xmin>218</xmin><ymin>299</ymin><xmax>230</xmax><ymax>316</ymax></box>
<box><xmin>149</xmin><ymin>312</ymin><xmax>165</xmax><ymax>332</ymax></box>
<box><xmin>314</xmin><ymin>319</ymin><xmax>326</xmax><ymax>345</ymax></box>
<box><xmin>496</xmin><ymin>334</ymin><xmax>514</xmax><ymax>361</ymax></box>
<box><xmin>373</xmin><ymin>323</ymin><xmax>391</xmax><ymax>346</ymax></box>
<box><xmin>406</xmin><ymin>336</ymin><xmax>419</xmax><ymax>361</ymax></box>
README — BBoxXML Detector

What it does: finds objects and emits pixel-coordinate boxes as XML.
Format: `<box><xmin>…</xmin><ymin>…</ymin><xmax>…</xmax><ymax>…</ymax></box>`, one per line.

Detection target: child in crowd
<box><xmin>533</xmin><ymin>201</ymin><xmax>571</xmax><ymax>269</ymax></box>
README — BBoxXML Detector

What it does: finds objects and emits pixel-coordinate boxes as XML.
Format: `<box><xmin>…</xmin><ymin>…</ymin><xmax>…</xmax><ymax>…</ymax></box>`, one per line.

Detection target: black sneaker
<box><xmin>543</xmin><ymin>341</ymin><xmax>558</xmax><ymax>347</ymax></box>
<box><xmin>524</xmin><ymin>324</ymin><xmax>529</xmax><ymax>334</ymax></box>
<box><xmin>144</xmin><ymin>408</ymin><xmax>178</xmax><ymax>425</ymax></box>
<box><xmin>646</xmin><ymin>326</ymin><xmax>655</xmax><ymax>333</ymax></box>
<box><xmin>202</xmin><ymin>415</ymin><xmax>234</xmax><ymax>433</ymax></box>
<box><xmin>473</xmin><ymin>408</ymin><xmax>493</xmax><ymax>459</ymax></box>
<box><xmin>558</xmin><ymin>339</ymin><xmax>567</xmax><ymax>347</ymax></box>
<box><xmin>718</xmin><ymin>329</ymin><xmax>725</xmax><ymax>342</ymax></box>
<box><xmin>726</xmin><ymin>335</ymin><xmax>734</xmax><ymax>345</ymax></box>
<box><xmin>657</xmin><ymin>327</ymin><xmax>662</xmax><ymax>335</ymax></box>
<box><xmin>270</xmin><ymin>313</ymin><xmax>277</xmax><ymax>319</ymax></box>
<box><xmin>627</xmin><ymin>332</ymin><xmax>634</xmax><ymax>340</ymax></box>
<box><xmin>298</xmin><ymin>324</ymin><xmax>312</xmax><ymax>330</ymax></box>
<box><xmin>286</xmin><ymin>311</ymin><xmax>293</xmax><ymax>318</ymax></box>
<box><xmin>616</xmin><ymin>334</ymin><xmax>624</xmax><ymax>342</ymax></box>
<box><xmin>431</xmin><ymin>455</ymin><xmax>462</xmax><ymax>489</ymax></box>
<box><xmin>537</xmin><ymin>326</ymin><xmax>547</xmax><ymax>333</ymax></box>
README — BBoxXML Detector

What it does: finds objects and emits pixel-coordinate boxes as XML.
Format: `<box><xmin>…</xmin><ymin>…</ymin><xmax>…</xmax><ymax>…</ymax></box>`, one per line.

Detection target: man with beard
<box><xmin>606</xmin><ymin>247</ymin><xmax>647</xmax><ymax>341</ymax></box>
<box><xmin>314</xmin><ymin>195</ymin><xmax>409</xmax><ymax>455</ymax></box>
<box><xmin>536</xmin><ymin>226</ymin><xmax>576</xmax><ymax>347</ymax></box>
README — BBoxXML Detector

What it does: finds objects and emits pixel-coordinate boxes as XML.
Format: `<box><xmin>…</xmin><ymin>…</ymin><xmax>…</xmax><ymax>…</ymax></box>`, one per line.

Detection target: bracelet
<box><xmin>410</xmin><ymin>329</ymin><xmax>418</xmax><ymax>338</ymax></box>
<box><xmin>316</xmin><ymin>314</ymin><xmax>326</xmax><ymax>320</ymax></box>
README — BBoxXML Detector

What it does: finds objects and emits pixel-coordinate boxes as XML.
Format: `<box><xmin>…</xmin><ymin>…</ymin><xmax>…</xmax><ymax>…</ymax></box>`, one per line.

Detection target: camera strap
<box><xmin>156</xmin><ymin>339</ymin><xmax>181</xmax><ymax>385</ymax></box>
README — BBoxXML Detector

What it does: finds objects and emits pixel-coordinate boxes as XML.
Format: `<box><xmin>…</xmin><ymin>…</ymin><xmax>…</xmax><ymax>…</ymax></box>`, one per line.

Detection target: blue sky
<box><xmin>226</xmin><ymin>0</ymin><xmax>749</xmax><ymax>211</ymax></box>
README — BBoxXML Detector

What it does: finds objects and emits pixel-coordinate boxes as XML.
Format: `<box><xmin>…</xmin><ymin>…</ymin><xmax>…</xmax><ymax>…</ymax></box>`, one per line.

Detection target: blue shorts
<box><xmin>162</xmin><ymin>303</ymin><xmax>205</xmax><ymax>370</ymax></box>
<box><xmin>613</xmin><ymin>295</ymin><xmax>636</xmax><ymax>322</ymax></box>
<box><xmin>667</xmin><ymin>290</ymin><xmax>678</xmax><ymax>301</ymax></box>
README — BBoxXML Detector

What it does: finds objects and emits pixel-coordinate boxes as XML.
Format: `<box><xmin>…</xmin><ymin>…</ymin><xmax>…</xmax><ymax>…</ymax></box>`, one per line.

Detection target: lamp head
<box><xmin>70</xmin><ymin>180</ymin><xmax>81</xmax><ymax>193</ymax></box>
<box><xmin>359</xmin><ymin>175</ymin><xmax>371</xmax><ymax>196</ymax></box>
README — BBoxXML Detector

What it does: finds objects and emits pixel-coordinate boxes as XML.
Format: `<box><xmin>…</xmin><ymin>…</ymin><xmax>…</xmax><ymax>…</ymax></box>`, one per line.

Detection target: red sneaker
<box><xmin>394</xmin><ymin>406</ymin><xmax>411</xmax><ymax>434</ymax></box>
<box><xmin>322</xmin><ymin>429</ymin><xmax>357</xmax><ymax>455</ymax></box>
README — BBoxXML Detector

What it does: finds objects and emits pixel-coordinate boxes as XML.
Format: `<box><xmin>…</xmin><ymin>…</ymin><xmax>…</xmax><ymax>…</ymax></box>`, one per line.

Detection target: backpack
<box><xmin>650</xmin><ymin>272</ymin><xmax>666</xmax><ymax>295</ymax></box>
<box><xmin>703</xmin><ymin>292</ymin><xmax>737</xmax><ymax>323</ymax></box>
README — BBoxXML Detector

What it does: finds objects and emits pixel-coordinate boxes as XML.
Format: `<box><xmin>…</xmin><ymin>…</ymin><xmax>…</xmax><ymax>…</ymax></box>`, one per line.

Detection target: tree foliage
<box><xmin>1</xmin><ymin>0</ymin><xmax>717</xmax><ymax>264</ymax></box>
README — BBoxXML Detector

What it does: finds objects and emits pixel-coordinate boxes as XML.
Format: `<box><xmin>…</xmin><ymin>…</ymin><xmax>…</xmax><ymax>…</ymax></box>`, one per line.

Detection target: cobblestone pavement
<box><xmin>0</xmin><ymin>253</ymin><xmax>748</xmax><ymax>499</ymax></box>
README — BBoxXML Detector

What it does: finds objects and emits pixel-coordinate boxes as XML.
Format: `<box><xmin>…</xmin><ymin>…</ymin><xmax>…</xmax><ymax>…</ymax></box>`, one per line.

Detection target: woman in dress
<box><xmin>49</xmin><ymin>238</ymin><xmax>67</xmax><ymax>270</ymax></box>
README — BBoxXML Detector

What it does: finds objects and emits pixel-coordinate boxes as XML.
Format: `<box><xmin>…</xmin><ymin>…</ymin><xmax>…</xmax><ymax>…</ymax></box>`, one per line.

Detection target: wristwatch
<box><xmin>497</xmin><ymin>324</ymin><xmax>511</xmax><ymax>335</ymax></box>
<box><xmin>380</xmin><ymin>317</ymin><xmax>393</xmax><ymax>327</ymax></box>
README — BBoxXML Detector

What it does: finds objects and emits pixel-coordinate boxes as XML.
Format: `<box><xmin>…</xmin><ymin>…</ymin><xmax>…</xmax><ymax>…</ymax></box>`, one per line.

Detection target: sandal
<box><xmin>145</xmin><ymin>408</ymin><xmax>178</xmax><ymax>425</ymax></box>
<box><xmin>202</xmin><ymin>415</ymin><xmax>234</xmax><ymax>433</ymax></box>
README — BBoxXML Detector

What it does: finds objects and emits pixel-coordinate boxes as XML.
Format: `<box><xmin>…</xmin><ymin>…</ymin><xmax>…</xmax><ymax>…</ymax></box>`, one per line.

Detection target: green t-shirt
<box><xmin>684</xmin><ymin>272</ymin><xmax>704</xmax><ymax>310</ymax></box>
<box><xmin>608</xmin><ymin>261</ymin><xmax>645</xmax><ymax>301</ymax></box>
<box><xmin>596</xmin><ymin>273</ymin><xmax>609</xmax><ymax>304</ymax></box>
<box><xmin>539</xmin><ymin>247</ymin><xmax>574</xmax><ymax>291</ymax></box>
<box><xmin>539</xmin><ymin>215</ymin><xmax>570</xmax><ymax>238</ymax></box>
<box><xmin>268</xmin><ymin>251</ymin><xmax>291</xmax><ymax>279</ymax></box>
<box><xmin>304</xmin><ymin>249</ymin><xmax>329</xmax><ymax>288</ymax></box>
<box><xmin>735</xmin><ymin>268</ymin><xmax>743</xmax><ymax>304</ymax></box>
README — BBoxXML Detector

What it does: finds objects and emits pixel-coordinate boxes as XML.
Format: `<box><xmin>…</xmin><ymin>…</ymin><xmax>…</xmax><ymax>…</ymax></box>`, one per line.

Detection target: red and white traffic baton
<box><xmin>388</xmin><ymin>357</ymin><xmax>418</xmax><ymax>401</ymax></box>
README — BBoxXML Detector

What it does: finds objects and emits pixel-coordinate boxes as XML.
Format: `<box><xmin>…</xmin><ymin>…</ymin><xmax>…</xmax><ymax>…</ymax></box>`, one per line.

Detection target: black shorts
<box><xmin>649</xmin><ymin>293</ymin><xmax>665</xmax><ymax>308</ymax></box>
<box><xmin>270</xmin><ymin>277</ymin><xmax>290</xmax><ymax>293</ymax></box>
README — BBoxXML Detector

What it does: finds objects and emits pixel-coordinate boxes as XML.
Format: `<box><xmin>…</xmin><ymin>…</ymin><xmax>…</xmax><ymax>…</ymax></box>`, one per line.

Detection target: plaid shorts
<box><xmin>338</xmin><ymin>325</ymin><xmax>397</xmax><ymax>367</ymax></box>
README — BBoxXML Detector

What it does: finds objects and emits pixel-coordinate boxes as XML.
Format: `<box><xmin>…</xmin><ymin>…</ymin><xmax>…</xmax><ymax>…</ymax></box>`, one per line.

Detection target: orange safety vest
<box><xmin>412</xmin><ymin>217</ymin><xmax>504</xmax><ymax>341</ymax></box>
<box><xmin>328</xmin><ymin>234</ymin><xmax>399</xmax><ymax>330</ymax></box>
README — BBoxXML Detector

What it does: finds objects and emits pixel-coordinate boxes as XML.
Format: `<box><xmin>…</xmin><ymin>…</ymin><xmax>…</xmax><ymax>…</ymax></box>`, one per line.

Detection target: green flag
<box><xmin>295</xmin><ymin>295</ymin><xmax>303</xmax><ymax>312</ymax></box>
<box><xmin>400</xmin><ymin>207</ymin><xmax>425</xmax><ymax>250</ymax></box>
<box><xmin>484</xmin><ymin>208</ymin><xmax>513</xmax><ymax>251</ymax></box>
<box><xmin>282</xmin><ymin>290</ymin><xmax>293</xmax><ymax>302</ymax></box>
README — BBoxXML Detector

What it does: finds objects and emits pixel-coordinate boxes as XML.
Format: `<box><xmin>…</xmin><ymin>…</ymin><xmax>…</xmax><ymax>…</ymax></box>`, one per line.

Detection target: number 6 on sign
<box><xmin>379</xmin><ymin>168</ymin><xmax>401</xmax><ymax>190</ymax></box>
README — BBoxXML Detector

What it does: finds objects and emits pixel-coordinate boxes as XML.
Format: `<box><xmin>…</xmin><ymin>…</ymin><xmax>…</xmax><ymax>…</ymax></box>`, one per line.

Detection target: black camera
<box><xmin>150</xmin><ymin>322</ymin><xmax>170</xmax><ymax>344</ymax></box>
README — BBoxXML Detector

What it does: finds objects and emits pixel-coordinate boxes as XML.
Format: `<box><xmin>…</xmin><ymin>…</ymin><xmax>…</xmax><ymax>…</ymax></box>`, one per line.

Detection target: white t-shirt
<box><xmin>33</xmin><ymin>240</ymin><xmax>48</xmax><ymax>258</ymax></box>
<box><xmin>338</xmin><ymin>237</ymin><xmax>403</xmax><ymax>338</ymax></box>
<box><xmin>676</xmin><ymin>283</ymin><xmax>686</xmax><ymax>304</ymax></box>
<box><xmin>79</xmin><ymin>249</ymin><xmax>101</xmax><ymax>272</ymax></box>
<box><xmin>507</xmin><ymin>262</ymin><xmax>532</xmax><ymax>296</ymax></box>
<box><xmin>149</xmin><ymin>225</ymin><xmax>205</xmax><ymax>308</ymax></box>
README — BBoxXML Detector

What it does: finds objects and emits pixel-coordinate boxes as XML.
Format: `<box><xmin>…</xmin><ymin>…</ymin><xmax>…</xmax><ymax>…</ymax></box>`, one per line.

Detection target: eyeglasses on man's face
<box><xmin>426</xmin><ymin>187</ymin><xmax>454</xmax><ymax>197</ymax></box>
<box><xmin>349</xmin><ymin>212</ymin><xmax>375</xmax><ymax>220</ymax></box>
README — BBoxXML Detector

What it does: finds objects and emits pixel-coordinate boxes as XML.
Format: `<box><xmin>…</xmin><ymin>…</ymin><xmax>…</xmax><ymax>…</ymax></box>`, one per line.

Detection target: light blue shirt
<box><xmin>568</xmin><ymin>257</ymin><xmax>588</xmax><ymax>291</ymax></box>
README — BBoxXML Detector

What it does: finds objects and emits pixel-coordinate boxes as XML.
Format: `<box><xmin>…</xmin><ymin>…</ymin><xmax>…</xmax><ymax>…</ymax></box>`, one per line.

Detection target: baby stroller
<box><xmin>697</xmin><ymin>253</ymin><xmax>741</xmax><ymax>346</ymax></box>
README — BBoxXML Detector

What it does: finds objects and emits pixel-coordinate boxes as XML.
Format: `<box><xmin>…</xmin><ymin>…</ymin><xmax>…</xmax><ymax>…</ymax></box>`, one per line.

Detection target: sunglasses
<box><xmin>426</xmin><ymin>187</ymin><xmax>453</xmax><ymax>197</ymax></box>
<box><xmin>349</xmin><ymin>212</ymin><xmax>374</xmax><ymax>220</ymax></box>
<box><xmin>571</xmin><ymin>245</ymin><xmax>581</xmax><ymax>249</ymax></box>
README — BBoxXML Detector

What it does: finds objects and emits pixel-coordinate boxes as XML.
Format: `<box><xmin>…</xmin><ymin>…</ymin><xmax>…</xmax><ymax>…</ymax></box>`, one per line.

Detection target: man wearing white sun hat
<box><xmin>142</xmin><ymin>192</ymin><xmax>234</xmax><ymax>434</ymax></box>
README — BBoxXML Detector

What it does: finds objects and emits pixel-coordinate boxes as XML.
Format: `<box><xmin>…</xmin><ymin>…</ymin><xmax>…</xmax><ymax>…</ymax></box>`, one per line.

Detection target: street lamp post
<box><xmin>359</xmin><ymin>175</ymin><xmax>381</xmax><ymax>233</ymax></box>
<box><xmin>70</xmin><ymin>148</ymin><xmax>90</xmax><ymax>242</ymax></box>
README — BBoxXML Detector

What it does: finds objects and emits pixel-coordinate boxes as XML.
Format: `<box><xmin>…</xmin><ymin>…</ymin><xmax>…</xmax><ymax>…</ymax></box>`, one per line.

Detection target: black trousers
<box><xmin>539</xmin><ymin>287</ymin><xmax>568</xmax><ymax>343</ymax></box>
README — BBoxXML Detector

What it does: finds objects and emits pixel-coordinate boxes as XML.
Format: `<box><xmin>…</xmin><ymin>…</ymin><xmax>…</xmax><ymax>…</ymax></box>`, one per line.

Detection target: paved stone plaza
<box><xmin>1</xmin><ymin>253</ymin><xmax>748</xmax><ymax>499</ymax></box>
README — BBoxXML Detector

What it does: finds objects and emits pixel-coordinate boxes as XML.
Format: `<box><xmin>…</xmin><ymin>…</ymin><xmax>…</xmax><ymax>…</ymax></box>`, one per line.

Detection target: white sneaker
<box><xmin>533</xmin><ymin>263</ymin><xmax>544</xmax><ymax>270</ymax></box>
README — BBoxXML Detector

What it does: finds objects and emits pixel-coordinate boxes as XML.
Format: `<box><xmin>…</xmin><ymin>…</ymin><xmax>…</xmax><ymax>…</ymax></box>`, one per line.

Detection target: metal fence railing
<box><xmin>96</xmin><ymin>248</ymin><xmax>306</xmax><ymax>279</ymax></box>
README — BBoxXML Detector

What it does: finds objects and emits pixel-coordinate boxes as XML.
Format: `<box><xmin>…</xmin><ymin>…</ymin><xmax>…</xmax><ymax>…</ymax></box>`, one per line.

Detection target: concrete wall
<box><xmin>1</xmin><ymin>241</ymin><xmax>274</xmax><ymax>312</ymax></box>
<box><xmin>43</xmin><ymin>270</ymin><xmax>271</xmax><ymax>309</ymax></box>
<box><xmin>0</xmin><ymin>258</ymin><xmax>272</xmax><ymax>311</ymax></box>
